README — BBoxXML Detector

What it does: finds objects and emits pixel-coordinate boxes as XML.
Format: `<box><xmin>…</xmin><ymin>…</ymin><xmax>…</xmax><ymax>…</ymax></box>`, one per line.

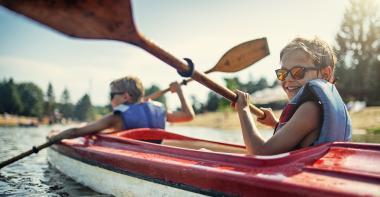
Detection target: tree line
<box><xmin>0</xmin><ymin>78</ymin><xmax>172</xmax><ymax>122</ymax></box>
<box><xmin>0</xmin><ymin>79</ymin><xmax>106</xmax><ymax>122</ymax></box>
<box><xmin>177</xmin><ymin>76</ymin><xmax>278</xmax><ymax>114</ymax></box>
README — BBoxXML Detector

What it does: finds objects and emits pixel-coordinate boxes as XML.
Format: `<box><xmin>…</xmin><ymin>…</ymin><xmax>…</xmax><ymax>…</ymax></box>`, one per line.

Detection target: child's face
<box><xmin>279</xmin><ymin>50</ymin><xmax>320</xmax><ymax>100</ymax></box>
<box><xmin>110</xmin><ymin>91</ymin><xmax>135</xmax><ymax>108</ymax></box>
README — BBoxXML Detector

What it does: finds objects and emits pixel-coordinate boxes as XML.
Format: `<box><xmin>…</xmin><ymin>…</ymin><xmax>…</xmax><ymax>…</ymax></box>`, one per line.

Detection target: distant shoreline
<box><xmin>0</xmin><ymin>114</ymin><xmax>39</xmax><ymax>127</ymax></box>
<box><xmin>2</xmin><ymin>107</ymin><xmax>379</xmax><ymax>135</ymax></box>
<box><xmin>174</xmin><ymin>107</ymin><xmax>380</xmax><ymax>134</ymax></box>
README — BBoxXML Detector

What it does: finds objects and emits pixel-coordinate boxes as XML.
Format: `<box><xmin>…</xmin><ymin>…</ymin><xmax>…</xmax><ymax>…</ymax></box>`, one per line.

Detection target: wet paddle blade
<box><xmin>210</xmin><ymin>38</ymin><xmax>270</xmax><ymax>73</ymax></box>
<box><xmin>0</xmin><ymin>0</ymin><xmax>139</xmax><ymax>42</ymax></box>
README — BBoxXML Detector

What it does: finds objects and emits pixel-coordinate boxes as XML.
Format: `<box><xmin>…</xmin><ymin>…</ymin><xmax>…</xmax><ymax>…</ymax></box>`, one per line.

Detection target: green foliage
<box><xmin>224</xmin><ymin>77</ymin><xmax>241</xmax><ymax>91</ymax></box>
<box><xmin>74</xmin><ymin>94</ymin><xmax>95</xmax><ymax>121</ymax></box>
<box><xmin>242</xmin><ymin>77</ymin><xmax>268</xmax><ymax>94</ymax></box>
<box><xmin>203</xmin><ymin>76</ymin><xmax>272</xmax><ymax>112</ymax></box>
<box><xmin>367</xmin><ymin>127</ymin><xmax>380</xmax><ymax>134</ymax></box>
<box><xmin>190</xmin><ymin>95</ymin><xmax>204</xmax><ymax>114</ymax></box>
<box><xmin>46</xmin><ymin>83</ymin><xmax>55</xmax><ymax>102</ymax></box>
<box><xmin>0</xmin><ymin>79</ymin><xmax>107</xmax><ymax>121</ymax></box>
<box><xmin>0</xmin><ymin>78</ymin><xmax>23</xmax><ymax>114</ymax></box>
<box><xmin>217</xmin><ymin>98</ymin><xmax>232</xmax><ymax>112</ymax></box>
<box><xmin>60</xmin><ymin>88</ymin><xmax>71</xmax><ymax>104</ymax></box>
<box><xmin>44</xmin><ymin>82</ymin><xmax>56</xmax><ymax>117</ymax></box>
<box><xmin>334</xmin><ymin>0</ymin><xmax>380</xmax><ymax>105</ymax></box>
<box><xmin>224</xmin><ymin>76</ymin><xmax>269</xmax><ymax>94</ymax></box>
<box><xmin>58</xmin><ymin>88</ymin><xmax>74</xmax><ymax>119</ymax></box>
<box><xmin>59</xmin><ymin>103</ymin><xmax>74</xmax><ymax>119</ymax></box>
<box><xmin>144</xmin><ymin>84</ymin><xmax>167</xmax><ymax>106</ymax></box>
<box><xmin>94</xmin><ymin>105</ymin><xmax>111</xmax><ymax>116</ymax></box>
<box><xmin>17</xmin><ymin>82</ymin><xmax>44</xmax><ymax>118</ymax></box>
<box><xmin>205</xmin><ymin>92</ymin><xmax>221</xmax><ymax>112</ymax></box>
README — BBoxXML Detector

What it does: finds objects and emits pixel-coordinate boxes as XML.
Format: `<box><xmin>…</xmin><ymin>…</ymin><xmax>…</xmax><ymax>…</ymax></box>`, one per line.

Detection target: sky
<box><xmin>0</xmin><ymin>0</ymin><xmax>350</xmax><ymax>109</ymax></box>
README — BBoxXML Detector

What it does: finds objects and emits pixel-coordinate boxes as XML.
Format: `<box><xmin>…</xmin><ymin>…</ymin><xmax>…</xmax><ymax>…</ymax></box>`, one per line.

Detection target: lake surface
<box><xmin>0</xmin><ymin>125</ymin><xmax>378</xmax><ymax>196</ymax></box>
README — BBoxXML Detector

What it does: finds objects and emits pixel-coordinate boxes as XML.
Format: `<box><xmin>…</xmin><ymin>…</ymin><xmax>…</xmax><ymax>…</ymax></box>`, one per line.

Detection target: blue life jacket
<box><xmin>275</xmin><ymin>79</ymin><xmax>352</xmax><ymax>145</ymax></box>
<box><xmin>113</xmin><ymin>101</ymin><xmax>166</xmax><ymax>130</ymax></box>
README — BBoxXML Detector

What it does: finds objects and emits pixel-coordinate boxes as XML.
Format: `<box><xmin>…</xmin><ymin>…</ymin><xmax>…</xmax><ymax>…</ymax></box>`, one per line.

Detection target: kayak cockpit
<box><xmin>105</xmin><ymin>128</ymin><xmax>248</xmax><ymax>154</ymax></box>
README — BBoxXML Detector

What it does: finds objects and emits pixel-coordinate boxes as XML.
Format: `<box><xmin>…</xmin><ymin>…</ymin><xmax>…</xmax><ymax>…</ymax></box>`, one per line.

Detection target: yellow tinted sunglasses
<box><xmin>275</xmin><ymin>66</ymin><xmax>319</xmax><ymax>81</ymax></box>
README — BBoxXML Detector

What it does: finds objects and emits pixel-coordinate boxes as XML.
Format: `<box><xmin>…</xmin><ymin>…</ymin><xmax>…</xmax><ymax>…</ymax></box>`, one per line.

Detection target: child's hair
<box><xmin>110</xmin><ymin>76</ymin><xmax>144</xmax><ymax>103</ymax></box>
<box><xmin>280</xmin><ymin>37</ymin><xmax>337</xmax><ymax>75</ymax></box>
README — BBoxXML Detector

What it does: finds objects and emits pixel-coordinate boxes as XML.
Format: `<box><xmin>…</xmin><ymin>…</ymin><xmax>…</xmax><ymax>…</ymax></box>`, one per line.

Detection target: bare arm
<box><xmin>235</xmin><ymin>90</ymin><xmax>321</xmax><ymax>155</ymax></box>
<box><xmin>166</xmin><ymin>82</ymin><xmax>195</xmax><ymax>123</ymax></box>
<box><xmin>144</xmin><ymin>89</ymin><xmax>164</xmax><ymax>101</ymax></box>
<box><xmin>256</xmin><ymin>108</ymin><xmax>279</xmax><ymax>128</ymax></box>
<box><xmin>49</xmin><ymin>114</ymin><xmax>124</xmax><ymax>142</ymax></box>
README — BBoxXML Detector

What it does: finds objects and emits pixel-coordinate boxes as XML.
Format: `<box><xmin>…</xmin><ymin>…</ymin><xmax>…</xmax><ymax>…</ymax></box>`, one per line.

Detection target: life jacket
<box><xmin>113</xmin><ymin>101</ymin><xmax>166</xmax><ymax>130</ymax></box>
<box><xmin>274</xmin><ymin>79</ymin><xmax>352</xmax><ymax>145</ymax></box>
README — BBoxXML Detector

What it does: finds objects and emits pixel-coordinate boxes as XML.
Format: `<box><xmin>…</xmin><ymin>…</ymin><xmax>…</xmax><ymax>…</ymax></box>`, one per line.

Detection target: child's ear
<box><xmin>320</xmin><ymin>66</ymin><xmax>333</xmax><ymax>82</ymax></box>
<box><xmin>124</xmin><ymin>92</ymin><xmax>131</xmax><ymax>100</ymax></box>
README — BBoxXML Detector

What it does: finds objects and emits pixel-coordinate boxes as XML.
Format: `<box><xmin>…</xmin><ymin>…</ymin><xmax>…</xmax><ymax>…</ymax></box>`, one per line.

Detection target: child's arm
<box><xmin>166</xmin><ymin>81</ymin><xmax>195</xmax><ymax>123</ymax></box>
<box><xmin>49</xmin><ymin>114</ymin><xmax>123</xmax><ymax>142</ymax></box>
<box><xmin>235</xmin><ymin>90</ymin><xmax>321</xmax><ymax>155</ymax></box>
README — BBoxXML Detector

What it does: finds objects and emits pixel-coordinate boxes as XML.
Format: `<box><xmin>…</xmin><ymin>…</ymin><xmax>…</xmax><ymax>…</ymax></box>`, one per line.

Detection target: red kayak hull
<box><xmin>49</xmin><ymin>128</ymin><xmax>380</xmax><ymax>196</ymax></box>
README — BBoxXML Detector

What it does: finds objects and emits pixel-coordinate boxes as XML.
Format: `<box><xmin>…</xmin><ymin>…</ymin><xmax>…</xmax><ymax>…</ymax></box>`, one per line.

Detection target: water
<box><xmin>0</xmin><ymin>125</ymin><xmax>109</xmax><ymax>196</ymax></box>
<box><xmin>0</xmin><ymin>125</ymin><xmax>378</xmax><ymax>196</ymax></box>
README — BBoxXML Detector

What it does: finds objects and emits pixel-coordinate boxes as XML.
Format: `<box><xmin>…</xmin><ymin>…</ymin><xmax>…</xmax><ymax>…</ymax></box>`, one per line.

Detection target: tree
<box><xmin>0</xmin><ymin>78</ymin><xmax>23</xmax><ymax>114</ymax></box>
<box><xmin>191</xmin><ymin>95</ymin><xmax>204</xmax><ymax>114</ymax></box>
<box><xmin>144</xmin><ymin>84</ymin><xmax>167</xmax><ymax>106</ymax></box>
<box><xmin>204</xmin><ymin>75</ymin><xmax>271</xmax><ymax>111</ymax></box>
<box><xmin>60</xmin><ymin>88</ymin><xmax>70</xmax><ymax>104</ymax></box>
<box><xmin>59</xmin><ymin>88</ymin><xmax>74</xmax><ymax>119</ymax></box>
<box><xmin>44</xmin><ymin>82</ymin><xmax>56</xmax><ymax>117</ymax></box>
<box><xmin>334</xmin><ymin>0</ymin><xmax>380</xmax><ymax>104</ymax></box>
<box><xmin>74</xmin><ymin>94</ymin><xmax>95</xmax><ymax>121</ymax></box>
<box><xmin>256</xmin><ymin>78</ymin><xmax>269</xmax><ymax>91</ymax></box>
<box><xmin>224</xmin><ymin>77</ymin><xmax>242</xmax><ymax>91</ymax></box>
<box><xmin>205</xmin><ymin>92</ymin><xmax>221</xmax><ymax>112</ymax></box>
<box><xmin>93</xmin><ymin>105</ymin><xmax>112</xmax><ymax>118</ymax></box>
<box><xmin>17</xmin><ymin>82</ymin><xmax>44</xmax><ymax>117</ymax></box>
<box><xmin>243</xmin><ymin>77</ymin><xmax>269</xmax><ymax>94</ymax></box>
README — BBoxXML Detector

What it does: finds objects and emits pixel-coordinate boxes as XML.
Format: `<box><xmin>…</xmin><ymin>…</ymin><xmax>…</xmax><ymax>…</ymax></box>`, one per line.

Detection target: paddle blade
<box><xmin>0</xmin><ymin>0</ymin><xmax>139</xmax><ymax>42</ymax></box>
<box><xmin>210</xmin><ymin>38</ymin><xmax>270</xmax><ymax>73</ymax></box>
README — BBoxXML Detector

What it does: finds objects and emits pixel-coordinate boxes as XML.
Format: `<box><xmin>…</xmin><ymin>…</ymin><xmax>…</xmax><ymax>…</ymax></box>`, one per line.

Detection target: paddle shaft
<box><xmin>130</xmin><ymin>35</ymin><xmax>265</xmax><ymax>118</ymax></box>
<box><xmin>145</xmin><ymin>70</ymin><xmax>211</xmax><ymax>101</ymax></box>
<box><xmin>0</xmin><ymin>140</ymin><xmax>56</xmax><ymax>169</ymax></box>
<box><xmin>145</xmin><ymin>38</ymin><xmax>269</xmax><ymax>101</ymax></box>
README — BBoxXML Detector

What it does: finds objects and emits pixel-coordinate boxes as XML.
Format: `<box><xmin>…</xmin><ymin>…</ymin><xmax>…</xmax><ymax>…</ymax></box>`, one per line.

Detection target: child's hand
<box><xmin>257</xmin><ymin>107</ymin><xmax>279</xmax><ymax>128</ymax></box>
<box><xmin>169</xmin><ymin>82</ymin><xmax>180</xmax><ymax>93</ymax></box>
<box><xmin>234</xmin><ymin>89</ymin><xmax>250</xmax><ymax>111</ymax></box>
<box><xmin>47</xmin><ymin>129</ymin><xmax>60</xmax><ymax>141</ymax></box>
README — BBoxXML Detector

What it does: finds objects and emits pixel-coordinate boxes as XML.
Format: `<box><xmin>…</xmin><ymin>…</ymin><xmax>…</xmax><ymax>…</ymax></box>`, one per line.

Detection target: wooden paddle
<box><xmin>145</xmin><ymin>38</ymin><xmax>269</xmax><ymax>100</ymax></box>
<box><xmin>0</xmin><ymin>0</ymin><xmax>268</xmax><ymax>169</ymax></box>
<box><xmin>0</xmin><ymin>0</ymin><xmax>267</xmax><ymax>117</ymax></box>
<box><xmin>0</xmin><ymin>140</ymin><xmax>57</xmax><ymax>169</ymax></box>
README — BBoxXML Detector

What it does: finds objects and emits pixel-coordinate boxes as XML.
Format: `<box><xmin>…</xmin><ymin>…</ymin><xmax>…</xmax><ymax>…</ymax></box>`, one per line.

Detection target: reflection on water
<box><xmin>0</xmin><ymin>125</ymin><xmax>379</xmax><ymax>196</ymax></box>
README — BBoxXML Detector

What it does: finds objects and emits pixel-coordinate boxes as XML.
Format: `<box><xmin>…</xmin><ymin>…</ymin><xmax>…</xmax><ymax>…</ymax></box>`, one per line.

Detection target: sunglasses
<box><xmin>110</xmin><ymin>92</ymin><xmax>124</xmax><ymax>100</ymax></box>
<box><xmin>275</xmin><ymin>66</ymin><xmax>319</xmax><ymax>81</ymax></box>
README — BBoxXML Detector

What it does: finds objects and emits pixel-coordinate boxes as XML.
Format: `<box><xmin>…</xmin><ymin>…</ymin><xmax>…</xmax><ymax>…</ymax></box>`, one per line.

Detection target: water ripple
<box><xmin>0</xmin><ymin>126</ymin><xmax>107</xmax><ymax>196</ymax></box>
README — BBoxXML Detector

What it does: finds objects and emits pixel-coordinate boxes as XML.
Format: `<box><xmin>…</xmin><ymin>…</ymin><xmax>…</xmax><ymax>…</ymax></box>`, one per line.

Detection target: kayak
<box><xmin>47</xmin><ymin>128</ymin><xmax>380</xmax><ymax>196</ymax></box>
